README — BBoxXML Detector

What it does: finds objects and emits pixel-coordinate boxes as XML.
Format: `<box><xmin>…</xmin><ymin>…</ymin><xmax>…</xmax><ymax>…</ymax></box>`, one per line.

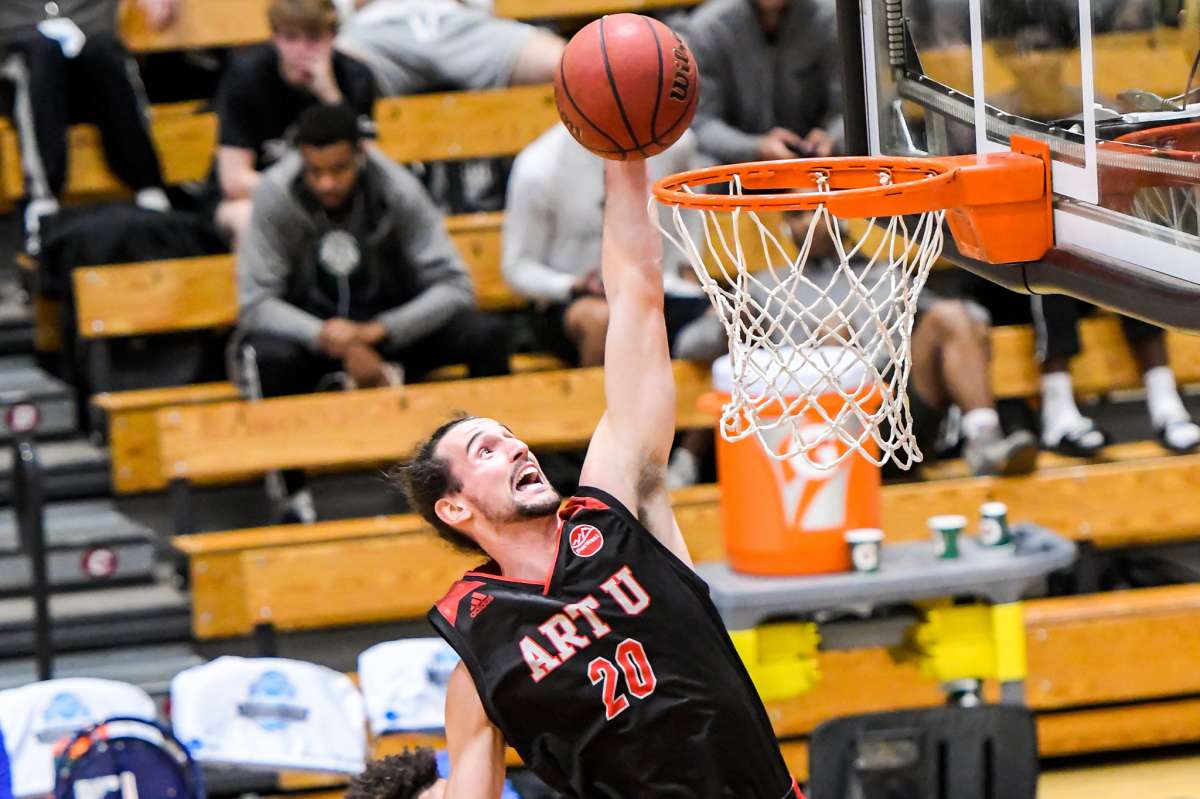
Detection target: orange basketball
<box><xmin>554</xmin><ymin>13</ymin><xmax>700</xmax><ymax>161</ymax></box>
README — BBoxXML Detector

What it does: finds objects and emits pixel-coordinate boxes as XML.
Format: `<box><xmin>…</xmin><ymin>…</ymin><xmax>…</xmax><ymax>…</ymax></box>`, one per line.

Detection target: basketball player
<box><xmin>395</xmin><ymin>160</ymin><xmax>801</xmax><ymax>798</ymax></box>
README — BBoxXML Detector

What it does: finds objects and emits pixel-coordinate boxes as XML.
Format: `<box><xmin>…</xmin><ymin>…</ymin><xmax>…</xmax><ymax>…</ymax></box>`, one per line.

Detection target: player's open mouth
<box><xmin>513</xmin><ymin>463</ymin><xmax>546</xmax><ymax>493</ymax></box>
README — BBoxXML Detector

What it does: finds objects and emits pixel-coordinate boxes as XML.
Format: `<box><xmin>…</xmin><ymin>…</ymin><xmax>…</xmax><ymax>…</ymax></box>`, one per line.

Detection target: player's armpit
<box><xmin>444</xmin><ymin>663</ymin><xmax>507</xmax><ymax>799</ymax></box>
<box><xmin>638</xmin><ymin>481</ymin><xmax>694</xmax><ymax>568</ymax></box>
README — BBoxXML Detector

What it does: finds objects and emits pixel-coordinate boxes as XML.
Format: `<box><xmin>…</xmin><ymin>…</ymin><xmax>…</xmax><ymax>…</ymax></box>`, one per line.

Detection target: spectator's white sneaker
<box><xmin>277</xmin><ymin>489</ymin><xmax>317</xmax><ymax>525</ymax></box>
<box><xmin>382</xmin><ymin>362</ymin><xmax>405</xmax><ymax>387</ymax></box>
<box><xmin>23</xmin><ymin>197</ymin><xmax>59</xmax><ymax>256</ymax></box>
<box><xmin>964</xmin><ymin>429</ymin><xmax>1039</xmax><ymax>477</ymax></box>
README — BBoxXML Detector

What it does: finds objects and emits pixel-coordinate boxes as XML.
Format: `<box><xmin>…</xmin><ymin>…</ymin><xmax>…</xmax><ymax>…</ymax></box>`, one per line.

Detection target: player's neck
<box><xmin>482</xmin><ymin>515</ymin><xmax>560</xmax><ymax>582</ymax></box>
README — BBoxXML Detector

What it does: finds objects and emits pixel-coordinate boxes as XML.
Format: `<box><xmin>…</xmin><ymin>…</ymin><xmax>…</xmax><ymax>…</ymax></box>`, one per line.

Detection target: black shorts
<box><xmin>532</xmin><ymin>295</ymin><xmax>712</xmax><ymax>365</ymax></box>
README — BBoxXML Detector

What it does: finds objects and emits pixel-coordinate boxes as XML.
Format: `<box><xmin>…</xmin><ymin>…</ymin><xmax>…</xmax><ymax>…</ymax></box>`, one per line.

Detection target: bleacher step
<box><xmin>0</xmin><ymin>641</ymin><xmax>202</xmax><ymax>694</ymax></box>
<box><xmin>0</xmin><ymin>499</ymin><xmax>157</xmax><ymax>593</ymax></box>
<box><xmin>0</xmin><ymin>567</ymin><xmax>190</xmax><ymax>657</ymax></box>
<box><xmin>0</xmin><ymin>436</ymin><xmax>110</xmax><ymax>502</ymax></box>
<box><xmin>0</xmin><ymin>355</ymin><xmax>76</xmax><ymax>438</ymax></box>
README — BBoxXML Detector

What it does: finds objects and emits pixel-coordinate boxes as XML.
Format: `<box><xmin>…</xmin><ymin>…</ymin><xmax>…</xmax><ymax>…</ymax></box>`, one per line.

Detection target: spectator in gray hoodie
<box><xmin>237</xmin><ymin>103</ymin><xmax>510</xmax><ymax>522</ymax></box>
<box><xmin>684</xmin><ymin>0</ymin><xmax>843</xmax><ymax>164</ymax></box>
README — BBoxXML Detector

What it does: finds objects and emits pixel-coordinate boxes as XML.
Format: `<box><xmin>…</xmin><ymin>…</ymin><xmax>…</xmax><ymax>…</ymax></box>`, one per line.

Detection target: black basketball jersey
<box><xmin>428</xmin><ymin>486</ymin><xmax>799</xmax><ymax>799</ymax></box>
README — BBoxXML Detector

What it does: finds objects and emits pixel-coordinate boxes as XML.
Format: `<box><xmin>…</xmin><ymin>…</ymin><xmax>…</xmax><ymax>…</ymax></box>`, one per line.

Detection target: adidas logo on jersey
<box><xmin>470</xmin><ymin>592</ymin><xmax>494</xmax><ymax>618</ymax></box>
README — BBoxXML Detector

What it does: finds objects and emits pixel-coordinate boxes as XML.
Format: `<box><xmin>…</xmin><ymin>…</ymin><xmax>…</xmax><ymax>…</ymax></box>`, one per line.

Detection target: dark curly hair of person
<box><xmin>346</xmin><ymin>748</ymin><xmax>440</xmax><ymax>799</ymax></box>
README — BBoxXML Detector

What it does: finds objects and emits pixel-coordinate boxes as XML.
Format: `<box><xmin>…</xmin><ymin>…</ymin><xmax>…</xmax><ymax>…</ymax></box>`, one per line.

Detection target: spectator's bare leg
<box><xmin>509</xmin><ymin>30</ymin><xmax>565</xmax><ymax>85</ymax></box>
<box><xmin>912</xmin><ymin>300</ymin><xmax>1036</xmax><ymax>474</ymax></box>
<box><xmin>563</xmin><ymin>297</ymin><xmax>610</xmax><ymax>367</ymax></box>
<box><xmin>215</xmin><ymin>198</ymin><xmax>255</xmax><ymax>245</ymax></box>
<box><xmin>911</xmin><ymin>300</ymin><xmax>992</xmax><ymax>413</ymax></box>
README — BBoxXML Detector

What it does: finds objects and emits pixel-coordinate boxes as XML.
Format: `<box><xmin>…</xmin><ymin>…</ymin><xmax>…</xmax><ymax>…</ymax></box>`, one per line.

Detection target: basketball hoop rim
<box><xmin>652</xmin><ymin>135</ymin><xmax>1056</xmax><ymax>265</ymax></box>
<box><xmin>651</xmin><ymin>142</ymin><xmax>1052</xmax><ymax>223</ymax></box>
<box><xmin>1112</xmin><ymin>121</ymin><xmax>1200</xmax><ymax>159</ymax></box>
<box><xmin>651</xmin><ymin>155</ymin><xmax>960</xmax><ymax>216</ymax></box>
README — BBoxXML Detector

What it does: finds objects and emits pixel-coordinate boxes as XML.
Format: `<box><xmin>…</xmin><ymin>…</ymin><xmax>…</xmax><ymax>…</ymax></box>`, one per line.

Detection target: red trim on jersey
<box><xmin>542</xmin><ymin>513</ymin><xmax>565</xmax><ymax>595</ymax></box>
<box><xmin>559</xmin><ymin>495</ymin><xmax>610</xmax><ymax>520</ymax></box>
<box><xmin>465</xmin><ymin>560</ymin><xmax>545</xmax><ymax>586</ymax></box>
<box><xmin>791</xmin><ymin>778</ymin><xmax>805</xmax><ymax>798</ymax></box>
<box><xmin>434</xmin><ymin>580</ymin><xmax>486</xmax><ymax>626</ymax></box>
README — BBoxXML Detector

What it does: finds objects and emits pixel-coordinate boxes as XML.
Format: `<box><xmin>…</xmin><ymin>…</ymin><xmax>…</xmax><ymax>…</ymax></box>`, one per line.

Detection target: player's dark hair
<box><xmin>346</xmin><ymin>749</ymin><xmax>439</xmax><ymax>799</ymax></box>
<box><xmin>390</xmin><ymin>414</ymin><xmax>485</xmax><ymax>555</ymax></box>
<box><xmin>294</xmin><ymin>103</ymin><xmax>361</xmax><ymax>149</ymax></box>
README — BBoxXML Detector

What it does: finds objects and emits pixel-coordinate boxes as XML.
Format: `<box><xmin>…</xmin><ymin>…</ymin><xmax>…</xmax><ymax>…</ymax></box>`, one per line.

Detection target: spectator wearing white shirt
<box><xmin>502</xmin><ymin>126</ymin><xmax>724</xmax><ymax>487</ymax></box>
<box><xmin>503</xmin><ymin>126</ymin><xmax>722</xmax><ymax>368</ymax></box>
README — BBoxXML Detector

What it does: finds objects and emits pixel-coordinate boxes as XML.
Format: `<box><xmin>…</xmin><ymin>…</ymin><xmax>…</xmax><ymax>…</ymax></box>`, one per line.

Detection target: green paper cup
<box><xmin>978</xmin><ymin>501</ymin><xmax>1013</xmax><ymax>547</ymax></box>
<box><xmin>928</xmin><ymin>514</ymin><xmax>967</xmax><ymax>559</ymax></box>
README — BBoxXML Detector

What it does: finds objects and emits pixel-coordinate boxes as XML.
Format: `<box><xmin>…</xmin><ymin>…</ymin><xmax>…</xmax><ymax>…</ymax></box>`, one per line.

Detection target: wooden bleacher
<box><xmin>116</xmin><ymin>0</ymin><xmax>705</xmax><ymax>54</ymax></box>
<box><xmin>0</xmin><ymin>84</ymin><xmax>559</xmax><ymax>211</ymax></box>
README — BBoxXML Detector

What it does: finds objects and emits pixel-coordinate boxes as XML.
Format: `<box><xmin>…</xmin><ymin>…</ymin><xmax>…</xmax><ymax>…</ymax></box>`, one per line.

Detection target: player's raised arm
<box><xmin>579</xmin><ymin>161</ymin><xmax>689</xmax><ymax>562</ymax></box>
<box><xmin>444</xmin><ymin>663</ymin><xmax>507</xmax><ymax>799</ymax></box>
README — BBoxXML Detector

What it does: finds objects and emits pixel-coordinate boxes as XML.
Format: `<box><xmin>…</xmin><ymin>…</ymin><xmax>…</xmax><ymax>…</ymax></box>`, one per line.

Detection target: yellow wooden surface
<box><xmin>157</xmin><ymin>362</ymin><xmax>713</xmax><ymax>481</ymax></box>
<box><xmin>96</xmin><ymin>382</ymin><xmax>240</xmax><ymax>494</ymax></box>
<box><xmin>444</xmin><ymin>212</ymin><xmax>520</xmax><ymax>312</ymax></box>
<box><xmin>74</xmin><ymin>255</ymin><xmax>237</xmax><ymax>338</ymax></box>
<box><xmin>1038</xmin><ymin>697</ymin><xmax>1200</xmax><ymax>758</ymax></box>
<box><xmin>1024</xmin><ymin>585</ymin><xmax>1200</xmax><ymax>709</ymax></box>
<box><xmin>119</xmin><ymin>0</ymin><xmax>272</xmax><ymax>52</ymax></box>
<box><xmin>241</xmin><ymin>534</ymin><xmax>482</xmax><ymax>631</ymax></box>
<box><xmin>1040</xmin><ymin>754</ymin><xmax>1200</xmax><ymax>799</ymax></box>
<box><xmin>884</xmin><ymin>449</ymin><xmax>1200</xmax><ymax>549</ymax></box>
<box><xmin>93</xmin><ymin>382</ymin><xmax>240</xmax><ymax>413</ymax></box>
<box><xmin>374</xmin><ymin>84</ymin><xmax>557</xmax><ymax>163</ymax></box>
<box><xmin>0</xmin><ymin>108</ymin><xmax>217</xmax><ymax>210</ymax></box>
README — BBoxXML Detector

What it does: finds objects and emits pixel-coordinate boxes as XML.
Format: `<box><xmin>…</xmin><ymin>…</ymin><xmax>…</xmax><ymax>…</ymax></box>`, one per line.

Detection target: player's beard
<box><xmin>513</xmin><ymin>490</ymin><xmax>561</xmax><ymax>519</ymax></box>
<box><xmin>479</xmin><ymin>488</ymin><xmax>561</xmax><ymax>524</ymax></box>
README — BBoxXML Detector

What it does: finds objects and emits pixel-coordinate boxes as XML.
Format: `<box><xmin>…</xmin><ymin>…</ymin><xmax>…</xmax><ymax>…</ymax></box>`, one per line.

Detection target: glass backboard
<box><xmin>842</xmin><ymin>0</ymin><xmax>1200</xmax><ymax>329</ymax></box>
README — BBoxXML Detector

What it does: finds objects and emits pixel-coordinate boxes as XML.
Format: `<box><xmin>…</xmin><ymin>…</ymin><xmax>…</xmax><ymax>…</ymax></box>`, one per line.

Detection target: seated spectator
<box><xmin>209</xmin><ymin>0</ymin><xmax>378</xmax><ymax>242</ymax></box>
<box><xmin>237</xmin><ymin>104</ymin><xmax>510</xmax><ymax>522</ymax></box>
<box><xmin>335</xmin><ymin>0</ymin><xmax>564</xmax><ymax>98</ymax></box>
<box><xmin>777</xmin><ymin>211</ymin><xmax>1039</xmax><ymax>476</ymax></box>
<box><xmin>503</xmin><ymin>126</ymin><xmax>725</xmax><ymax>487</ymax></box>
<box><xmin>1</xmin><ymin>0</ymin><xmax>178</xmax><ymax>255</ymax></box>
<box><xmin>1031</xmin><ymin>295</ymin><xmax>1200</xmax><ymax>456</ymax></box>
<box><xmin>683</xmin><ymin>0</ymin><xmax>843</xmax><ymax>163</ymax></box>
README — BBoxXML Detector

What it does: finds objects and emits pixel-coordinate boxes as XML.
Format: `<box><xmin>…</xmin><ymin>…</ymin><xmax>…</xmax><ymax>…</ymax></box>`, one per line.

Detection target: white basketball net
<box><xmin>1131</xmin><ymin>184</ymin><xmax>1200</xmax><ymax>235</ymax></box>
<box><xmin>657</xmin><ymin>170</ymin><xmax>946</xmax><ymax>470</ymax></box>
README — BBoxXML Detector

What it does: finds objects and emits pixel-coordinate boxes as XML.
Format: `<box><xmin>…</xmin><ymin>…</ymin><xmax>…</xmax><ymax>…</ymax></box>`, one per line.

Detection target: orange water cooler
<box><xmin>707</xmin><ymin>356</ymin><xmax>882</xmax><ymax>576</ymax></box>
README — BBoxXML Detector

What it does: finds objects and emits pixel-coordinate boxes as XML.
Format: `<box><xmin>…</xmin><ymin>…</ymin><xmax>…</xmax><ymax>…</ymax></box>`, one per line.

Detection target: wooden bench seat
<box><xmin>159</xmin><ymin>362</ymin><xmax>713</xmax><ymax>489</ymax></box>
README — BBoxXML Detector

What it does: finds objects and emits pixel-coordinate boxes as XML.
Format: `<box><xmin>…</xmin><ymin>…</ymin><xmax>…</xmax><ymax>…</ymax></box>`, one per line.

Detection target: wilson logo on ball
<box><xmin>569</xmin><ymin>525</ymin><xmax>604</xmax><ymax>558</ymax></box>
<box><xmin>669</xmin><ymin>38</ymin><xmax>691</xmax><ymax>101</ymax></box>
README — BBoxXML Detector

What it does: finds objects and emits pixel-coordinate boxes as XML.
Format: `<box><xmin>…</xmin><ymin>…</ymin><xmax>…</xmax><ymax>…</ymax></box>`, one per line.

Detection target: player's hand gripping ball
<box><xmin>554</xmin><ymin>13</ymin><xmax>700</xmax><ymax>161</ymax></box>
